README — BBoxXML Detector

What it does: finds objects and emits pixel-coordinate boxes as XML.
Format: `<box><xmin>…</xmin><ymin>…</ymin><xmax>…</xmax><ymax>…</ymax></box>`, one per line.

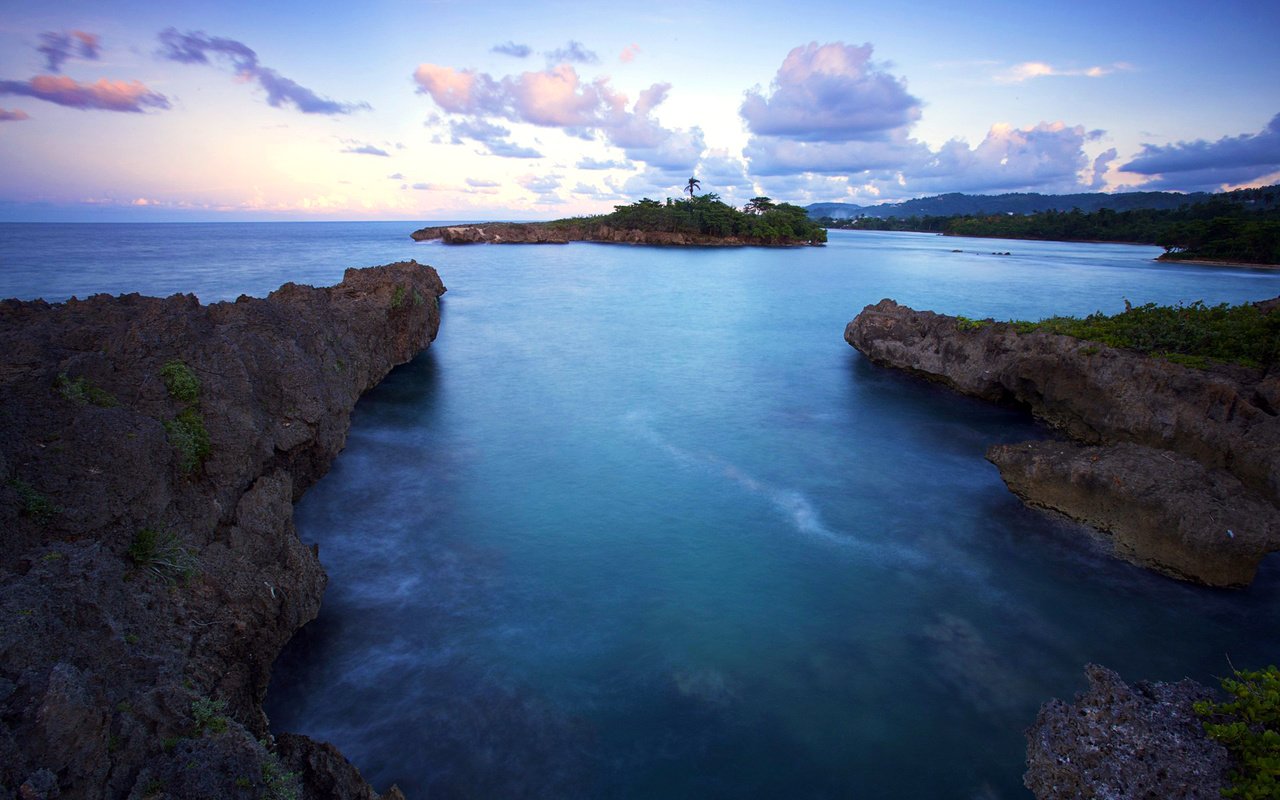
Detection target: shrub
<box><xmin>128</xmin><ymin>527</ymin><xmax>198</xmax><ymax>582</ymax></box>
<box><xmin>55</xmin><ymin>373</ymin><xmax>117</xmax><ymax>407</ymax></box>
<box><xmin>160</xmin><ymin>360</ymin><xmax>201</xmax><ymax>404</ymax></box>
<box><xmin>165</xmin><ymin>408</ymin><xmax>210</xmax><ymax>472</ymax></box>
<box><xmin>1193</xmin><ymin>664</ymin><xmax>1280</xmax><ymax>799</ymax></box>
<box><xmin>1015</xmin><ymin>300</ymin><xmax>1279</xmax><ymax>370</ymax></box>
<box><xmin>191</xmin><ymin>697</ymin><xmax>229</xmax><ymax>735</ymax></box>
<box><xmin>390</xmin><ymin>285</ymin><xmax>407</xmax><ymax>309</ymax></box>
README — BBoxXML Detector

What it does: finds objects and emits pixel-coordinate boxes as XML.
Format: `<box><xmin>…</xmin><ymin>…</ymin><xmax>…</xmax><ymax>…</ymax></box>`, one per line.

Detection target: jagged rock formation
<box><xmin>0</xmin><ymin>262</ymin><xmax>445</xmax><ymax>799</ymax></box>
<box><xmin>844</xmin><ymin>298</ymin><xmax>1280</xmax><ymax>586</ymax></box>
<box><xmin>411</xmin><ymin>222</ymin><xmax>819</xmax><ymax>246</ymax></box>
<box><xmin>1025</xmin><ymin>665</ymin><xmax>1229</xmax><ymax>799</ymax></box>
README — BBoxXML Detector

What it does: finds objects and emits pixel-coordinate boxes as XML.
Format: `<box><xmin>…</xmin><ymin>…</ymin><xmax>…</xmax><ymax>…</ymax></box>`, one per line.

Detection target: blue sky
<box><xmin>0</xmin><ymin>0</ymin><xmax>1277</xmax><ymax>220</ymax></box>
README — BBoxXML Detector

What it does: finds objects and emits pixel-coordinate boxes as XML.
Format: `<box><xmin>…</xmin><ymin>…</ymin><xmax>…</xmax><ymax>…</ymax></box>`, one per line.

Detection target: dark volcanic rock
<box><xmin>1025</xmin><ymin>665</ymin><xmax>1229</xmax><ymax>799</ymax></box>
<box><xmin>0</xmin><ymin>262</ymin><xmax>442</xmax><ymax>799</ymax></box>
<box><xmin>844</xmin><ymin>298</ymin><xmax>1280</xmax><ymax>586</ymax></box>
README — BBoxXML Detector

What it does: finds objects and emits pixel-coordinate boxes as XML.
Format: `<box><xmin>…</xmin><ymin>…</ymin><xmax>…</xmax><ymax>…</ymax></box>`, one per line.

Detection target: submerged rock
<box><xmin>844</xmin><ymin>298</ymin><xmax>1280</xmax><ymax>587</ymax></box>
<box><xmin>1025</xmin><ymin>665</ymin><xmax>1229</xmax><ymax>799</ymax></box>
<box><xmin>0</xmin><ymin>262</ymin><xmax>444</xmax><ymax>799</ymax></box>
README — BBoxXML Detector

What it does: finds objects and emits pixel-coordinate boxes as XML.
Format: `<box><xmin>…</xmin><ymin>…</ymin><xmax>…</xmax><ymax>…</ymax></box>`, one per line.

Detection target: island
<box><xmin>0</xmin><ymin>262</ymin><xmax>445</xmax><ymax>799</ymax></box>
<box><xmin>412</xmin><ymin>195</ymin><xmax>828</xmax><ymax>247</ymax></box>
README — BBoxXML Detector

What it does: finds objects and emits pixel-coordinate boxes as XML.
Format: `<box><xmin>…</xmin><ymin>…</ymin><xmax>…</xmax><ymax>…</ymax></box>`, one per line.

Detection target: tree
<box><xmin>744</xmin><ymin>196</ymin><xmax>774</xmax><ymax>215</ymax></box>
<box><xmin>686</xmin><ymin>176</ymin><xmax>701</xmax><ymax>198</ymax></box>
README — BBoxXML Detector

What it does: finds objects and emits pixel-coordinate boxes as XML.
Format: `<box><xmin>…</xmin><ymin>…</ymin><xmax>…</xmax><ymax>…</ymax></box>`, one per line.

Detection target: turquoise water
<box><xmin>4</xmin><ymin>224</ymin><xmax>1279</xmax><ymax>798</ymax></box>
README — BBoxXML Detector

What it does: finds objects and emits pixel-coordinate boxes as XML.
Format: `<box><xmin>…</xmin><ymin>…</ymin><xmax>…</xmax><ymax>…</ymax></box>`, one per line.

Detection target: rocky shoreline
<box><xmin>411</xmin><ymin>221</ymin><xmax>822</xmax><ymax>246</ymax></box>
<box><xmin>0</xmin><ymin>262</ymin><xmax>445</xmax><ymax>799</ymax></box>
<box><xmin>845</xmin><ymin>297</ymin><xmax>1280</xmax><ymax>798</ymax></box>
<box><xmin>845</xmin><ymin>298</ymin><xmax>1280</xmax><ymax>587</ymax></box>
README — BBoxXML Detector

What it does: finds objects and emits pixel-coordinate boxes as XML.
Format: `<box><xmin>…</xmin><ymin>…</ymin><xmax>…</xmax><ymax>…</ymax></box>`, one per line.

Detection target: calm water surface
<box><xmin>4</xmin><ymin>223</ymin><xmax>1279</xmax><ymax>798</ymax></box>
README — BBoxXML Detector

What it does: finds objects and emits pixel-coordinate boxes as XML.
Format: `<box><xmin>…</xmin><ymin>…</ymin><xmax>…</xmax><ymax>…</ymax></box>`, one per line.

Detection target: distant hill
<box><xmin>806</xmin><ymin>190</ymin><xmax>1216</xmax><ymax>220</ymax></box>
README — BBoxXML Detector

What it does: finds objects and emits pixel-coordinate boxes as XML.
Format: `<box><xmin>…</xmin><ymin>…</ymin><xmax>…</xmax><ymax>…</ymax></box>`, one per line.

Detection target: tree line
<box><xmin>817</xmin><ymin>186</ymin><xmax>1280</xmax><ymax>264</ymax></box>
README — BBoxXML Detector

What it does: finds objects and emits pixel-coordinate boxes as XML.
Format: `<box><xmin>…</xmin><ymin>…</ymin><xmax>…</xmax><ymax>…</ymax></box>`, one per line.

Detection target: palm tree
<box><xmin>685</xmin><ymin>176</ymin><xmax>701</xmax><ymax>198</ymax></box>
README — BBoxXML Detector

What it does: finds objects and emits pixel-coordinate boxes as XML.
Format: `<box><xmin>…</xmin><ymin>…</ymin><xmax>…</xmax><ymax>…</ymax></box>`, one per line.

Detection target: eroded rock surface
<box><xmin>844</xmin><ymin>298</ymin><xmax>1280</xmax><ymax>586</ymax></box>
<box><xmin>1025</xmin><ymin>665</ymin><xmax>1229</xmax><ymax>799</ymax></box>
<box><xmin>0</xmin><ymin>262</ymin><xmax>445</xmax><ymax>799</ymax></box>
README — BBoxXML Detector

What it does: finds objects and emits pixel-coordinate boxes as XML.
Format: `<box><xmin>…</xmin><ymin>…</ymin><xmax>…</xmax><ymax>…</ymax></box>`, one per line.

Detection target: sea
<box><xmin>3</xmin><ymin>222</ymin><xmax>1279</xmax><ymax>799</ymax></box>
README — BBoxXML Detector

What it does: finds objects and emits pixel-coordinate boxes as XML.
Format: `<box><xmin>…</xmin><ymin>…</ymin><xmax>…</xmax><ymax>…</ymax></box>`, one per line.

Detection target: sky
<box><xmin>0</xmin><ymin>0</ymin><xmax>1277</xmax><ymax>221</ymax></box>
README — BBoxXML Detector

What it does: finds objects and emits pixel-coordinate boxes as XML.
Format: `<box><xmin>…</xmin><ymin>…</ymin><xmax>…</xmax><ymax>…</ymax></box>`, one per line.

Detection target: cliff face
<box><xmin>844</xmin><ymin>298</ymin><xmax>1280</xmax><ymax>587</ymax></box>
<box><xmin>411</xmin><ymin>222</ymin><xmax>821</xmax><ymax>246</ymax></box>
<box><xmin>0</xmin><ymin>262</ymin><xmax>445</xmax><ymax>799</ymax></box>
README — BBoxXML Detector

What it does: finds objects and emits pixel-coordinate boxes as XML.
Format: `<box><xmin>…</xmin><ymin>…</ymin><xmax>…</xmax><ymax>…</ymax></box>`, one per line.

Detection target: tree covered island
<box><xmin>413</xmin><ymin>182</ymin><xmax>828</xmax><ymax>246</ymax></box>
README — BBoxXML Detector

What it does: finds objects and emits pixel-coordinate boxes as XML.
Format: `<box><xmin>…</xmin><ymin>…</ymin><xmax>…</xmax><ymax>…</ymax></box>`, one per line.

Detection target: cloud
<box><xmin>492</xmin><ymin>41</ymin><xmax>531</xmax><ymax>58</ymax></box>
<box><xmin>449</xmin><ymin>118</ymin><xmax>543</xmax><ymax>158</ymax></box>
<box><xmin>0</xmin><ymin>108</ymin><xmax>30</xmax><ymax>121</ymax></box>
<box><xmin>37</xmin><ymin>30</ymin><xmax>102</xmax><ymax>72</ymax></box>
<box><xmin>341</xmin><ymin>143</ymin><xmax>390</xmax><ymax>157</ymax></box>
<box><xmin>996</xmin><ymin>61</ymin><xmax>1131</xmax><ymax>83</ymax></box>
<box><xmin>156</xmin><ymin>28</ymin><xmax>368</xmax><ymax>115</ymax></box>
<box><xmin>740</xmin><ymin>41</ymin><xmax>922</xmax><ymax>141</ymax></box>
<box><xmin>1118</xmin><ymin>113</ymin><xmax>1280</xmax><ymax>189</ymax></box>
<box><xmin>545</xmin><ymin>41</ymin><xmax>599</xmax><ymax>65</ymax></box>
<box><xmin>620</xmin><ymin>44</ymin><xmax>640</xmax><ymax>64</ymax></box>
<box><xmin>740</xmin><ymin>41</ymin><xmax>1108</xmax><ymax>198</ymax></box>
<box><xmin>1088</xmin><ymin>147</ymin><xmax>1117</xmax><ymax>189</ymax></box>
<box><xmin>571</xmin><ymin>181</ymin><xmax>623</xmax><ymax>201</ymax></box>
<box><xmin>577</xmin><ymin>157</ymin><xmax>630</xmax><ymax>170</ymax></box>
<box><xmin>519</xmin><ymin>174</ymin><xmax>561</xmax><ymax>194</ymax></box>
<box><xmin>414</xmin><ymin>62</ymin><xmax>703</xmax><ymax>169</ymax></box>
<box><xmin>411</xmin><ymin>182</ymin><xmax>432</xmax><ymax>190</ymax></box>
<box><xmin>466</xmin><ymin>178</ymin><xmax>500</xmax><ymax>188</ymax></box>
<box><xmin>0</xmin><ymin>76</ymin><xmax>169</xmax><ymax>112</ymax></box>
<box><xmin>387</xmin><ymin>172</ymin><xmax>404</xmax><ymax>180</ymax></box>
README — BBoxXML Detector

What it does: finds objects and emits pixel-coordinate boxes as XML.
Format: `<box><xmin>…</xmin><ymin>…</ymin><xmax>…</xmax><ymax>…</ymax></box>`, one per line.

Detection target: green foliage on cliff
<box><xmin>161</xmin><ymin>360</ymin><xmax>201</xmax><ymax>404</ymax></box>
<box><xmin>55</xmin><ymin>373</ymin><xmax>117</xmax><ymax>407</ymax></box>
<box><xmin>1193</xmin><ymin>665</ymin><xmax>1280</xmax><ymax>799</ymax></box>
<box><xmin>160</xmin><ymin>360</ymin><xmax>209</xmax><ymax>472</ymax></box>
<box><xmin>128</xmin><ymin>527</ymin><xmax>198</xmax><ymax>582</ymax></box>
<box><xmin>165</xmin><ymin>408</ymin><xmax>211</xmax><ymax>472</ymax></box>
<box><xmin>8</xmin><ymin>477</ymin><xmax>60</xmax><ymax>522</ymax></box>
<box><xmin>1015</xmin><ymin>299</ymin><xmax>1280</xmax><ymax>370</ymax></box>
<box><xmin>556</xmin><ymin>195</ymin><xmax>827</xmax><ymax>245</ymax></box>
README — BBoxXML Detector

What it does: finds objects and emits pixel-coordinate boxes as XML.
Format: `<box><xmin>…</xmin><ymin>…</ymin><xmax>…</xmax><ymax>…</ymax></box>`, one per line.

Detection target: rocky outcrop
<box><xmin>411</xmin><ymin>222</ymin><xmax>821</xmax><ymax>246</ymax></box>
<box><xmin>844</xmin><ymin>298</ymin><xmax>1280</xmax><ymax>586</ymax></box>
<box><xmin>0</xmin><ymin>262</ymin><xmax>445</xmax><ymax>799</ymax></box>
<box><xmin>1025</xmin><ymin>665</ymin><xmax>1229</xmax><ymax>799</ymax></box>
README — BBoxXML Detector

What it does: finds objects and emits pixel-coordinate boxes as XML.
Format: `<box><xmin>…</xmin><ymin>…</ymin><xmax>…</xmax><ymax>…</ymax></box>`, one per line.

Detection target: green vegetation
<box><xmin>552</xmin><ymin>194</ymin><xmax>827</xmax><ymax>245</ymax></box>
<box><xmin>1012</xmin><ymin>299</ymin><xmax>1279</xmax><ymax>370</ymax></box>
<box><xmin>127</xmin><ymin>527</ymin><xmax>198</xmax><ymax>582</ymax></box>
<box><xmin>818</xmin><ymin>184</ymin><xmax>1280</xmax><ymax>265</ymax></box>
<box><xmin>8</xmin><ymin>477</ymin><xmax>60</xmax><ymax>522</ymax></box>
<box><xmin>954</xmin><ymin>316</ymin><xmax>989</xmax><ymax>332</ymax></box>
<box><xmin>260</xmin><ymin>747</ymin><xmax>301</xmax><ymax>800</ymax></box>
<box><xmin>159</xmin><ymin>360</ymin><xmax>209</xmax><ymax>473</ymax></box>
<box><xmin>390</xmin><ymin>285</ymin><xmax>407</xmax><ymax>309</ymax></box>
<box><xmin>165</xmin><ymin>408</ymin><xmax>211</xmax><ymax>472</ymax></box>
<box><xmin>55</xmin><ymin>373</ymin><xmax>117</xmax><ymax>407</ymax></box>
<box><xmin>161</xmin><ymin>360</ymin><xmax>201</xmax><ymax>404</ymax></box>
<box><xmin>191</xmin><ymin>697</ymin><xmax>229</xmax><ymax>735</ymax></box>
<box><xmin>1193</xmin><ymin>665</ymin><xmax>1280</xmax><ymax>799</ymax></box>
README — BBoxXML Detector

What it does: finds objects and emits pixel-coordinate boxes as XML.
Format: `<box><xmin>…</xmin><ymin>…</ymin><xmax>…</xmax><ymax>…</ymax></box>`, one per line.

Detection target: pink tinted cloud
<box><xmin>414</xmin><ymin>62</ymin><xmax>704</xmax><ymax>168</ymax></box>
<box><xmin>0</xmin><ymin>108</ymin><xmax>30</xmax><ymax>121</ymax></box>
<box><xmin>620</xmin><ymin>44</ymin><xmax>640</xmax><ymax>64</ymax></box>
<box><xmin>0</xmin><ymin>75</ymin><xmax>169</xmax><ymax>112</ymax></box>
<box><xmin>740</xmin><ymin>41</ymin><xmax>922</xmax><ymax>141</ymax></box>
